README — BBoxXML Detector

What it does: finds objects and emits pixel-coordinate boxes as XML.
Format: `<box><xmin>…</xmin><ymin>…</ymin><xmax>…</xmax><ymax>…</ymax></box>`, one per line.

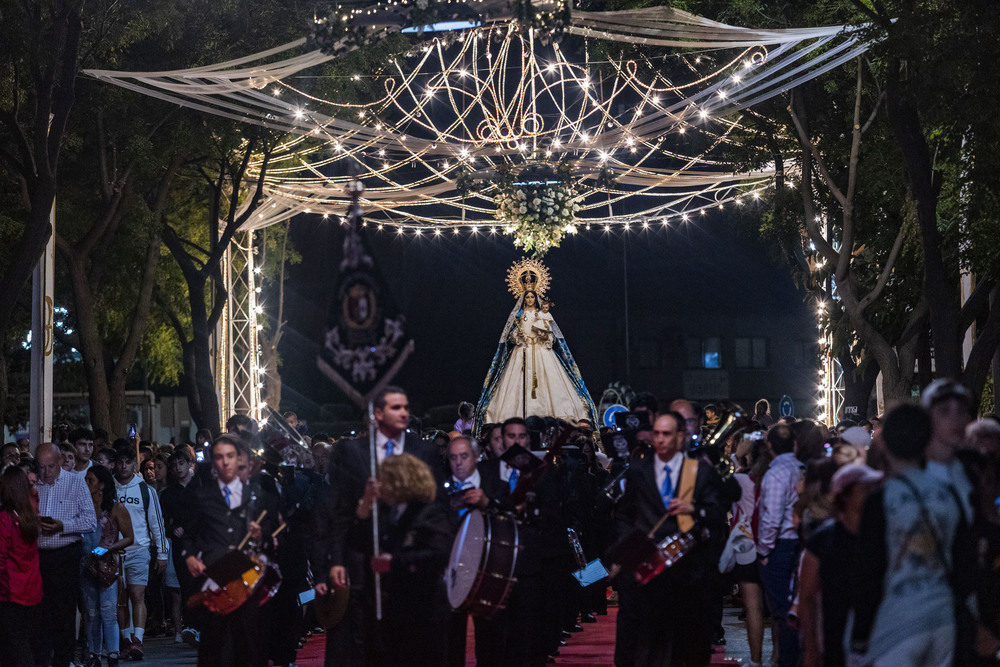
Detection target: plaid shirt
<box><xmin>756</xmin><ymin>452</ymin><xmax>801</xmax><ymax>556</ymax></box>
<box><xmin>37</xmin><ymin>469</ymin><xmax>97</xmax><ymax>550</ymax></box>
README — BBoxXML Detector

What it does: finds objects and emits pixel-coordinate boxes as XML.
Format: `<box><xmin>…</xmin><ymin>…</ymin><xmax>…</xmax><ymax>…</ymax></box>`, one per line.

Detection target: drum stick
<box><xmin>238</xmin><ymin>510</ymin><xmax>268</xmax><ymax>550</ymax></box>
<box><xmin>271</xmin><ymin>522</ymin><xmax>287</xmax><ymax>539</ymax></box>
<box><xmin>647</xmin><ymin>510</ymin><xmax>672</xmax><ymax>540</ymax></box>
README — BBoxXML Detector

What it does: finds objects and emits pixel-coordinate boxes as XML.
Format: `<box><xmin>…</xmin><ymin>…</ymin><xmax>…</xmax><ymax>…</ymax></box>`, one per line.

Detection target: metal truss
<box><xmin>217</xmin><ymin>231</ymin><xmax>263</xmax><ymax>426</ymax></box>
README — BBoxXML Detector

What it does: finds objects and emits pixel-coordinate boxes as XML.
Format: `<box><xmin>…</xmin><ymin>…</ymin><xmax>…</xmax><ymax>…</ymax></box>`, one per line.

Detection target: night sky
<box><xmin>277</xmin><ymin>210</ymin><xmax>813</xmax><ymax>425</ymax></box>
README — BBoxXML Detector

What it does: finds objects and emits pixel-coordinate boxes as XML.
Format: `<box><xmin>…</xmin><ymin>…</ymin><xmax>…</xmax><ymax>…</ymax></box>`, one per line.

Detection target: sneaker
<box><xmin>129</xmin><ymin>638</ymin><xmax>144</xmax><ymax>660</ymax></box>
<box><xmin>86</xmin><ymin>654</ymin><xmax>102</xmax><ymax>667</ymax></box>
<box><xmin>108</xmin><ymin>652</ymin><xmax>120</xmax><ymax>667</ymax></box>
<box><xmin>181</xmin><ymin>627</ymin><xmax>199</xmax><ymax>648</ymax></box>
<box><xmin>119</xmin><ymin>637</ymin><xmax>132</xmax><ymax>658</ymax></box>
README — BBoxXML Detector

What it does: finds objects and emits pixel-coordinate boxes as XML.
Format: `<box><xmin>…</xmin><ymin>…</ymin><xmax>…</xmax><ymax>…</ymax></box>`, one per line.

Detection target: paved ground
<box><xmin>95</xmin><ymin>600</ymin><xmax>772</xmax><ymax>666</ymax></box>
<box><xmin>720</xmin><ymin>603</ymin><xmax>774</xmax><ymax>666</ymax></box>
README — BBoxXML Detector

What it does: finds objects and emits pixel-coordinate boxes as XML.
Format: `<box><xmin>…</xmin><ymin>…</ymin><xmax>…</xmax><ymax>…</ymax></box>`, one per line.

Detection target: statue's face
<box><xmin>524</xmin><ymin>292</ymin><xmax>536</xmax><ymax>307</ymax></box>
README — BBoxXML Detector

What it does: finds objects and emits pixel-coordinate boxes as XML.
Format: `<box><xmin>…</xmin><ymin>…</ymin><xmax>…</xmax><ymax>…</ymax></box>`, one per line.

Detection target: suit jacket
<box><xmin>473</xmin><ymin>458</ymin><xmax>513</xmax><ymax>511</ymax></box>
<box><xmin>614</xmin><ymin>453</ymin><xmax>727</xmax><ymax>581</ymax></box>
<box><xmin>177</xmin><ymin>479</ymin><xmax>280</xmax><ymax>568</ymax></box>
<box><xmin>380</xmin><ymin>501</ymin><xmax>453</xmax><ymax>615</ymax></box>
<box><xmin>314</xmin><ymin>432</ymin><xmax>443</xmax><ymax>586</ymax></box>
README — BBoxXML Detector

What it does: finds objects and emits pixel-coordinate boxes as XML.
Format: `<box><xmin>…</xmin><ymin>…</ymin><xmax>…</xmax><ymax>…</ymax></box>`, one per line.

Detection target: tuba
<box><xmin>692</xmin><ymin>402</ymin><xmax>745</xmax><ymax>481</ymax></box>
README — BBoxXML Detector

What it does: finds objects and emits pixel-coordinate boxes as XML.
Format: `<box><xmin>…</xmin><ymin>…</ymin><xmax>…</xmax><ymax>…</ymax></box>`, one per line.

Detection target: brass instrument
<box><xmin>567</xmin><ymin>528</ymin><xmax>587</xmax><ymax>571</ymax></box>
<box><xmin>692</xmin><ymin>402</ymin><xmax>744</xmax><ymax>482</ymax></box>
<box><xmin>602</xmin><ymin>466</ymin><xmax>629</xmax><ymax>503</ymax></box>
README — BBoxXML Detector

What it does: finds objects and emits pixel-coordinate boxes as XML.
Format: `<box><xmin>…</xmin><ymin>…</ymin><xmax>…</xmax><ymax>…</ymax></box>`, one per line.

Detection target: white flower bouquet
<box><xmin>494</xmin><ymin>180</ymin><xmax>581</xmax><ymax>256</ymax></box>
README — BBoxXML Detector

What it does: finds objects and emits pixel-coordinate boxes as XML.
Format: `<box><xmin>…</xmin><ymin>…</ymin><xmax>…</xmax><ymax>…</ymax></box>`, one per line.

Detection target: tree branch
<box><xmin>156</xmin><ymin>291</ymin><xmax>188</xmax><ymax>344</ymax></box>
<box><xmin>858</xmin><ymin>219</ymin><xmax>907</xmax><ymax>312</ymax></box>
<box><xmin>788</xmin><ymin>94</ymin><xmax>849</xmax><ymax>211</ymax></box>
<box><xmin>959</xmin><ymin>274</ymin><xmax>998</xmax><ymax>331</ymax></box>
<box><xmin>861</xmin><ymin>90</ymin><xmax>886</xmax><ymax>135</ymax></box>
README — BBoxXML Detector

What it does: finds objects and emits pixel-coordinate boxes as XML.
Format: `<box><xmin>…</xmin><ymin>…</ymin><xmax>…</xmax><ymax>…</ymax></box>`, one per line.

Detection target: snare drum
<box><xmin>446</xmin><ymin>510</ymin><xmax>520</xmax><ymax>619</ymax></box>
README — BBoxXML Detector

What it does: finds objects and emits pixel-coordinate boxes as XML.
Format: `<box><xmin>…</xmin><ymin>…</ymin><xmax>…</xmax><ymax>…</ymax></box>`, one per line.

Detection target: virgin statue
<box><xmin>475</xmin><ymin>259</ymin><xmax>598</xmax><ymax>429</ymax></box>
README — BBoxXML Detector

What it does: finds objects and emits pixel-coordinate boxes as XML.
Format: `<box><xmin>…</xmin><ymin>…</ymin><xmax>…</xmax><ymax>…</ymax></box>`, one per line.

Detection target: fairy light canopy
<box><xmin>85</xmin><ymin>3</ymin><xmax>870</xmax><ymax>235</ymax></box>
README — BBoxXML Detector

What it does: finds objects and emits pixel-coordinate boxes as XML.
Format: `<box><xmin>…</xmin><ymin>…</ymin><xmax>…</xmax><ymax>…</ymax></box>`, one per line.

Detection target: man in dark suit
<box><xmin>177</xmin><ymin>433</ymin><xmax>280</xmax><ymax>667</ymax></box>
<box><xmin>442</xmin><ymin>435</ymin><xmax>508</xmax><ymax>667</ymax></box>
<box><xmin>311</xmin><ymin>386</ymin><xmax>443</xmax><ymax>666</ymax></box>
<box><xmin>613</xmin><ymin>411</ymin><xmax>727</xmax><ymax>667</ymax></box>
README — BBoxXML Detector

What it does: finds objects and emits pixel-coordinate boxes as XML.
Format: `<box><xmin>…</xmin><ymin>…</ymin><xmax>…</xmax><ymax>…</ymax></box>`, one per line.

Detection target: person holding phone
<box><xmin>34</xmin><ymin>442</ymin><xmax>98</xmax><ymax>667</ymax></box>
<box><xmin>82</xmin><ymin>465</ymin><xmax>134</xmax><ymax>667</ymax></box>
<box><xmin>0</xmin><ymin>465</ymin><xmax>44</xmax><ymax>667</ymax></box>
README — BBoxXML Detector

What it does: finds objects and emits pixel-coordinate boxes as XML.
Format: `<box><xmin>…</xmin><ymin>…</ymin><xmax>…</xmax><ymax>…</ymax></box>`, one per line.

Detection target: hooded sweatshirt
<box><xmin>115</xmin><ymin>472</ymin><xmax>168</xmax><ymax>559</ymax></box>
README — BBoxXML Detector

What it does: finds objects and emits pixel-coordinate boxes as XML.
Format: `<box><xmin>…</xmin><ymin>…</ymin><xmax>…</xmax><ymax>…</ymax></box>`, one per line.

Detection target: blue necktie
<box><xmin>508</xmin><ymin>469</ymin><xmax>519</xmax><ymax>492</ymax></box>
<box><xmin>224</xmin><ymin>486</ymin><xmax>232</xmax><ymax>508</ymax></box>
<box><xmin>661</xmin><ymin>465</ymin><xmax>673</xmax><ymax>504</ymax></box>
<box><xmin>385</xmin><ymin>440</ymin><xmax>396</xmax><ymax>457</ymax></box>
<box><xmin>457</xmin><ymin>482</ymin><xmax>469</xmax><ymax>519</ymax></box>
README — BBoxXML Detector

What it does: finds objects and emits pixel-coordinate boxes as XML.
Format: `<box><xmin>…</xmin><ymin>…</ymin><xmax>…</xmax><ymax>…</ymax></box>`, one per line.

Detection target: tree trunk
<box><xmin>186</xmin><ymin>286</ymin><xmax>221</xmax><ymax>433</ymax></box>
<box><xmin>884</xmin><ymin>66</ymin><xmax>963</xmax><ymax>379</ymax></box>
<box><xmin>178</xmin><ymin>340</ymin><xmax>206</xmax><ymax>432</ymax></box>
<box><xmin>263</xmin><ymin>351</ymin><xmax>281</xmax><ymax>412</ymax></box>
<box><xmin>60</xmin><ymin>251</ymin><xmax>115</xmax><ymax>435</ymax></box>
<box><xmin>964</xmin><ymin>284</ymin><xmax>1000</xmax><ymax>403</ymax></box>
<box><xmin>839</xmin><ymin>351</ymin><xmax>880</xmax><ymax>420</ymax></box>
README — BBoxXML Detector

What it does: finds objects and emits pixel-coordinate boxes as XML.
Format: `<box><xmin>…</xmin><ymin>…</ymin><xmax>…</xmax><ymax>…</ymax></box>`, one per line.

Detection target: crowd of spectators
<box><xmin>1</xmin><ymin>385</ymin><xmax>999</xmax><ymax>666</ymax></box>
<box><xmin>721</xmin><ymin>379</ymin><xmax>1000</xmax><ymax>667</ymax></box>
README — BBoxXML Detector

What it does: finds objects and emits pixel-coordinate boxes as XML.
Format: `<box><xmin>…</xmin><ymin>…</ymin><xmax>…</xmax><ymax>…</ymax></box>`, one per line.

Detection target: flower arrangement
<box><xmin>494</xmin><ymin>174</ymin><xmax>581</xmax><ymax>257</ymax></box>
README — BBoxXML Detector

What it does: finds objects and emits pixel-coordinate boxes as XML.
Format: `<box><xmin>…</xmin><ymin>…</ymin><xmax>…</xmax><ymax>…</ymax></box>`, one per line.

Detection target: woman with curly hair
<box><xmin>357</xmin><ymin>453</ymin><xmax>453</xmax><ymax>666</ymax></box>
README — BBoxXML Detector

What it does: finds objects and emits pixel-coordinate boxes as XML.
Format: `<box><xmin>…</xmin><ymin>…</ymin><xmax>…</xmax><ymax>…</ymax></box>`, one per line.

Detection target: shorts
<box><xmin>123</xmin><ymin>546</ymin><xmax>151</xmax><ymax>586</ymax></box>
<box><xmin>164</xmin><ymin>541</ymin><xmax>179</xmax><ymax>589</ymax></box>
<box><xmin>732</xmin><ymin>560</ymin><xmax>760</xmax><ymax>584</ymax></box>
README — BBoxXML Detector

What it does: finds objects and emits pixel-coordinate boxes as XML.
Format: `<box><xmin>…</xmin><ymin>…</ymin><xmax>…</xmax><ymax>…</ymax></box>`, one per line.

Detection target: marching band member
<box><xmin>613</xmin><ymin>411</ymin><xmax>727</xmax><ymax>666</ymax></box>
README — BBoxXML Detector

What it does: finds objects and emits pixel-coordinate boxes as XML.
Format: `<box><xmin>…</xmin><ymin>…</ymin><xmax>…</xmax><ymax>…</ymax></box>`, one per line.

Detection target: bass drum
<box><xmin>446</xmin><ymin>510</ymin><xmax>519</xmax><ymax>619</ymax></box>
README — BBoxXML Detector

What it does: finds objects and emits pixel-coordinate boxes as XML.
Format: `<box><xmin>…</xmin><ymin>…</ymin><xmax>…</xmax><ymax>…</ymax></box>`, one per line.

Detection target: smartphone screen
<box><xmin>195</xmin><ymin>450</ymin><xmax>205</xmax><ymax>462</ymax></box>
<box><xmin>92</xmin><ymin>546</ymin><xmax>108</xmax><ymax>556</ymax></box>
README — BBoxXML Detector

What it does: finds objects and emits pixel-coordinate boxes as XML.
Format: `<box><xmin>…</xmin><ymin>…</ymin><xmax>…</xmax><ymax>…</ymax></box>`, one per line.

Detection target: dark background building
<box><xmin>278</xmin><ymin>212</ymin><xmax>818</xmax><ymax>431</ymax></box>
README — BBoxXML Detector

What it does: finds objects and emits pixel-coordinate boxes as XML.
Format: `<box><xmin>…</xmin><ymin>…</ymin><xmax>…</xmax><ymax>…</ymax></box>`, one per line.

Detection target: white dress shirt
<box><xmin>452</xmin><ymin>469</ymin><xmax>482</xmax><ymax>490</ymax></box>
<box><xmin>376</xmin><ymin>430</ymin><xmax>405</xmax><ymax>466</ymax></box>
<box><xmin>654</xmin><ymin>451</ymin><xmax>685</xmax><ymax>503</ymax></box>
<box><xmin>218</xmin><ymin>478</ymin><xmax>243</xmax><ymax>509</ymax></box>
<box><xmin>499</xmin><ymin>461</ymin><xmax>514</xmax><ymax>483</ymax></box>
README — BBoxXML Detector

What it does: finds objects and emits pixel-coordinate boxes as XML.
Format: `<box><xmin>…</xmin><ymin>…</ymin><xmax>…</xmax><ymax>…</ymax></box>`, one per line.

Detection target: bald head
<box><xmin>36</xmin><ymin>442</ymin><xmax>62</xmax><ymax>484</ymax></box>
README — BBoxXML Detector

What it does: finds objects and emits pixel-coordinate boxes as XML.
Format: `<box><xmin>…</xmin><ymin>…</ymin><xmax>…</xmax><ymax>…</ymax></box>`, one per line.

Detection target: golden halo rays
<box><xmin>507</xmin><ymin>258</ymin><xmax>551</xmax><ymax>298</ymax></box>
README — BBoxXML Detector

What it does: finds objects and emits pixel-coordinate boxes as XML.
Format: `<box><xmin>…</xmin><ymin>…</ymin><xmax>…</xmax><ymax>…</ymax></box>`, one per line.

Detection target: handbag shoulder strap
<box><xmin>896</xmin><ymin>473</ymin><xmax>952</xmax><ymax>578</ymax></box>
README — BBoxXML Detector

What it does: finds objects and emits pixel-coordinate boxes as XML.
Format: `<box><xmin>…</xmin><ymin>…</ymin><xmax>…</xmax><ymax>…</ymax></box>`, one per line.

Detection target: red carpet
<box><xmin>296</xmin><ymin>604</ymin><xmax>738</xmax><ymax>666</ymax></box>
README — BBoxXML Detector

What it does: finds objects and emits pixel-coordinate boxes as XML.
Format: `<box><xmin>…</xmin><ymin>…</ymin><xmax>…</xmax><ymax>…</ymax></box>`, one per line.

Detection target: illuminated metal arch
<box><xmin>217</xmin><ymin>231</ymin><xmax>263</xmax><ymax>425</ymax></box>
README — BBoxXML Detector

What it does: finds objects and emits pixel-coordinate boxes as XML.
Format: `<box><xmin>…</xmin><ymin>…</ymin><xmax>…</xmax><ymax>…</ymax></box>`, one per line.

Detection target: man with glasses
<box><xmin>669</xmin><ymin>399</ymin><xmax>702</xmax><ymax>448</ymax></box>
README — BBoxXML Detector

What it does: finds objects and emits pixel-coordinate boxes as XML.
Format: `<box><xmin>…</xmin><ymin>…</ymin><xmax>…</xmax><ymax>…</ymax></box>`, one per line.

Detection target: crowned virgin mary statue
<box><xmin>475</xmin><ymin>259</ymin><xmax>598</xmax><ymax>429</ymax></box>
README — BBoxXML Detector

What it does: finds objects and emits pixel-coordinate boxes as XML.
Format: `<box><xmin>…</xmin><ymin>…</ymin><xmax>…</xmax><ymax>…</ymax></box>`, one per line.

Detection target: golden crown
<box><xmin>506</xmin><ymin>258</ymin><xmax>551</xmax><ymax>298</ymax></box>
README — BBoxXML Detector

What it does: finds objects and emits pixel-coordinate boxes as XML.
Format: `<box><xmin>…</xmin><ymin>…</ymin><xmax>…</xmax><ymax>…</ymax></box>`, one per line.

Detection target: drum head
<box><xmin>447</xmin><ymin>510</ymin><xmax>486</xmax><ymax>609</ymax></box>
